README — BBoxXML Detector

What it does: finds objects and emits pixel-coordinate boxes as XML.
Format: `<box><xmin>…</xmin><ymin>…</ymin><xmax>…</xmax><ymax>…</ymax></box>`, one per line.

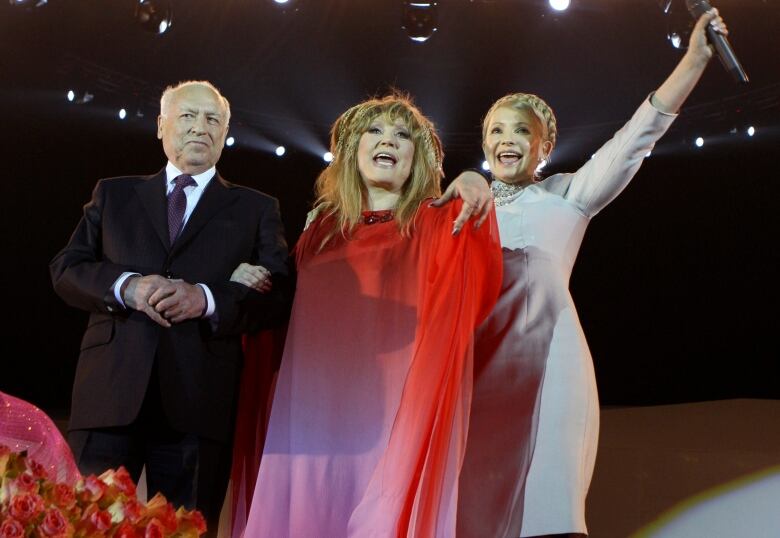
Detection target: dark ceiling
<box><xmin>3</xmin><ymin>0</ymin><xmax>779</xmax><ymax>164</ymax></box>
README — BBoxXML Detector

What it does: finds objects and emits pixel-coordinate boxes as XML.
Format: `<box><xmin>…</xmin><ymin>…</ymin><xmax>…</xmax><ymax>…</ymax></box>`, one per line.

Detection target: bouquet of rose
<box><xmin>0</xmin><ymin>445</ymin><xmax>206</xmax><ymax>537</ymax></box>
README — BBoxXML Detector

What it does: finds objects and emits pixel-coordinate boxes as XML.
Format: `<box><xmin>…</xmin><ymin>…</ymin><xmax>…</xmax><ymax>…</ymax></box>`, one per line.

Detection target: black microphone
<box><xmin>685</xmin><ymin>0</ymin><xmax>749</xmax><ymax>84</ymax></box>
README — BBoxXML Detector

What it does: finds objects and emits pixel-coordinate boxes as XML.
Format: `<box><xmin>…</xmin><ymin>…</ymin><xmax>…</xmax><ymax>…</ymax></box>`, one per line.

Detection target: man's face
<box><xmin>157</xmin><ymin>85</ymin><xmax>228</xmax><ymax>175</ymax></box>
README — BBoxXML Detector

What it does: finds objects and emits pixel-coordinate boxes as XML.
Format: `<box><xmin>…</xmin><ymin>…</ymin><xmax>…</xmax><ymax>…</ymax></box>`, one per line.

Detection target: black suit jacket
<box><xmin>50</xmin><ymin>170</ymin><xmax>289</xmax><ymax>442</ymax></box>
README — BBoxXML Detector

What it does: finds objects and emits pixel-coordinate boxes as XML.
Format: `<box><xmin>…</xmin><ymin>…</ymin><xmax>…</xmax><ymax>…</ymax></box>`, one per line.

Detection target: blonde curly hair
<box><xmin>312</xmin><ymin>92</ymin><xmax>444</xmax><ymax>248</ymax></box>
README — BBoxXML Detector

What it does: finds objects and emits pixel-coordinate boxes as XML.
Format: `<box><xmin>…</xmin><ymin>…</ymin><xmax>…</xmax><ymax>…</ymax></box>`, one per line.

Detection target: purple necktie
<box><xmin>167</xmin><ymin>174</ymin><xmax>197</xmax><ymax>243</ymax></box>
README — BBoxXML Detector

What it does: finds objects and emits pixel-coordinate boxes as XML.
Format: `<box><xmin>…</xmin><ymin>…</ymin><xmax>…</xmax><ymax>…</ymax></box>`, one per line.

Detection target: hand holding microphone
<box><xmin>685</xmin><ymin>0</ymin><xmax>749</xmax><ymax>84</ymax></box>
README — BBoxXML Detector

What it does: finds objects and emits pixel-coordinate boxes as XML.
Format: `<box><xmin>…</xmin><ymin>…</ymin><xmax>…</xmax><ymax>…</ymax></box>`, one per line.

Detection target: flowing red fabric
<box><xmin>227</xmin><ymin>328</ymin><xmax>285</xmax><ymax>538</ymax></box>
<box><xmin>242</xmin><ymin>200</ymin><xmax>503</xmax><ymax>537</ymax></box>
<box><xmin>347</xmin><ymin>202</ymin><xmax>503</xmax><ymax>537</ymax></box>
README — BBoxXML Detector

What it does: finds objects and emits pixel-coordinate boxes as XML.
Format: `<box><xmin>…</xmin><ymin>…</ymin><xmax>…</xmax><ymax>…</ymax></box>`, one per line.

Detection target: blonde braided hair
<box><xmin>482</xmin><ymin>93</ymin><xmax>558</xmax><ymax>150</ymax></box>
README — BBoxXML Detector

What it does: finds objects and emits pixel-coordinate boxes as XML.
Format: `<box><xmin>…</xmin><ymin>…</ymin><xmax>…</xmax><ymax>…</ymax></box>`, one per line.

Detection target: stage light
<box><xmin>273</xmin><ymin>0</ymin><xmax>289</xmax><ymax>3</ymax></box>
<box><xmin>134</xmin><ymin>0</ymin><xmax>172</xmax><ymax>35</ymax></box>
<box><xmin>747</xmin><ymin>126</ymin><xmax>755</xmax><ymax>137</ymax></box>
<box><xmin>275</xmin><ymin>145</ymin><xmax>286</xmax><ymax>157</ymax></box>
<box><xmin>66</xmin><ymin>90</ymin><xmax>75</xmax><ymax>102</ymax></box>
<box><xmin>549</xmin><ymin>0</ymin><xmax>570</xmax><ymax>11</ymax></box>
<box><xmin>646</xmin><ymin>150</ymin><xmax>652</xmax><ymax>157</ymax></box>
<box><xmin>9</xmin><ymin>0</ymin><xmax>47</xmax><ymax>7</ymax></box>
<box><xmin>402</xmin><ymin>2</ymin><xmax>438</xmax><ymax>43</ymax></box>
<box><xmin>226</xmin><ymin>136</ymin><xmax>235</xmax><ymax>147</ymax></box>
<box><xmin>324</xmin><ymin>151</ymin><xmax>334</xmax><ymax>163</ymax></box>
<box><xmin>118</xmin><ymin>108</ymin><xmax>127</xmax><ymax>120</ymax></box>
<box><xmin>695</xmin><ymin>136</ymin><xmax>704</xmax><ymax>147</ymax></box>
<box><xmin>481</xmin><ymin>160</ymin><xmax>489</xmax><ymax>171</ymax></box>
<box><xmin>661</xmin><ymin>0</ymin><xmax>691</xmax><ymax>50</ymax></box>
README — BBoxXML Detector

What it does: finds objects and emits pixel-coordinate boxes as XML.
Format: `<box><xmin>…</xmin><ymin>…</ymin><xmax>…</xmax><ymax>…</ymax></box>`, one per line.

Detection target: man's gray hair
<box><xmin>159</xmin><ymin>80</ymin><xmax>231</xmax><ymax>123</ymax></box>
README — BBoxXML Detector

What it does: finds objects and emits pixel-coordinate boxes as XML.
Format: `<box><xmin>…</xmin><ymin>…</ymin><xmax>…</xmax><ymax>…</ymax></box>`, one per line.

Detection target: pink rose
<box><xmin>82</xmin><ymin>475</ymin><xmax>107</xmax><ymax>502</ymax></box>
<box><xmin>38</xmin><ymin>507</ymin><xmax>73</xmax><ymax>537</ymax></box>
<box><xmin>143</xmin><ymin>519</ymin><xmax>164</xmax><ymax>538</ymax></box>
<box><xmin>8</xmin><ymin>492</ymin><xmax>45</xmax><ymax>523</ymax></box>
<box><xmin>177</xmin><ymin>508</ymin><xmax>207</xmax><ymax>535</ymax></box>
<box><xmin>113</xmin><ymin>521</ymin><xmax>139</xmax><ymax>538</ymax></box>
<box><xmin>28</xmin><ymin>459</ymin><xmax>49</xmax><ymax>481</ymax></box>
<box><xmin>13</xmin><ymin>472</ymin><xmax>39</xmax><ymax>494</ymax></box>
<box><xmin>112</xmin><ymin>467</ymin><xmax>137</xmax><ymax>497</ymax></box>
<box><xmin>50</xmin><ymin>484</ymin><xmax>76</xmax><ymax>511</ymax></box>
<box><xmin>0</xmin><ymin>519</ymin><xmax>25</xmax><ymax>538</ymax></box>
<box><xmin>121</xmin><ymin>498</ymin><xmax>143</xmax><ymax>525</ymax></box>
<box><xmin>144</xmin><ymin>494</ymin><xmax>177</xmax><ymax>532</ymax></box>
<box><xmin>88</xmin><ymin>509</ymin><xmax>112</xmax><ymax>532</ymax></box>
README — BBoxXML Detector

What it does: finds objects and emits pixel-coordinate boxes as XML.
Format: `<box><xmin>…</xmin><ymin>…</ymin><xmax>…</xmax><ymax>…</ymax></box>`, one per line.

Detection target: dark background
<box><xmin>1</xmin><ymin>0</ymin><xmax>777</xmax><ymax>411</ymax></box>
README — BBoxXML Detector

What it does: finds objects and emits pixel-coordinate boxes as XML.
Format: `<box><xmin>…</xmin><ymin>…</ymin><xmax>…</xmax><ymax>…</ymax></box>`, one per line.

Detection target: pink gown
<box><xmin>243</xmin><ymin>200</ymin><xmax>502</xmax><ymax>537</ymax></box>
<box><xmin>0</xmin><ymin>391</ymin><xmax>81</xmax><ymax>485</ymax></box>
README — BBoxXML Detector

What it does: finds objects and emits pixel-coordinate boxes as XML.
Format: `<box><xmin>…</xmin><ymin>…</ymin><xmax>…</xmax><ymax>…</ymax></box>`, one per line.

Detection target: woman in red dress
<box><xmin>238</xmin><ymin>94</ymin><xmax>503</xmax><ymax>537</ymax></box>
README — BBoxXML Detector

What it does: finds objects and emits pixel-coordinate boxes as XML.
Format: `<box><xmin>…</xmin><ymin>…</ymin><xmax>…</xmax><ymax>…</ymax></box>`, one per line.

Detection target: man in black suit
<box><xmin>50</xmin><ymin>80</ymin><xmax>288</xmax><ymax>533</ymax></box>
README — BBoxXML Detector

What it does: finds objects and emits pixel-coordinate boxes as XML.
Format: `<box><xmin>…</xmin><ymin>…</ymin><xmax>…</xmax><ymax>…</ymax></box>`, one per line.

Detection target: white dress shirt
<box><xmin>112</xmin><ymin>162</ymin><xmax>218</xmax><ymax>318</ymax></box>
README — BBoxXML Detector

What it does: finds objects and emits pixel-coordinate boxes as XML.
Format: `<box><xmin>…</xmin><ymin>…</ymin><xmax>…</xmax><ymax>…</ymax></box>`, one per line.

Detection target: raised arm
<box><xmin>652</xmin><ymin>9</ymin><xmax>726</xmax><ymax>113</ymax></box>
<box><xmin>547</xmin><ymin>9</ymin><xmax>727</xmax><ymax>217</ymax></box>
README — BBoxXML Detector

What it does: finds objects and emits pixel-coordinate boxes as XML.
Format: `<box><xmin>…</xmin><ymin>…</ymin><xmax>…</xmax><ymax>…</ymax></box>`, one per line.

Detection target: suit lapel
<box><xmin>172</xmin><ymin>173</ymin><xmax>239</xmax><ymax>255</ymax></box>
<box><xmin>135</xmin><ymin>170</ymin><xmax>170</xmax><ymax>250</ymax></box>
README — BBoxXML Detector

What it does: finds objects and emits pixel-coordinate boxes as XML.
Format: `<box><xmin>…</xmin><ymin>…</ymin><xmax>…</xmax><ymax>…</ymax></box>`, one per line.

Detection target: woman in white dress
<box><xmin>453</xmin><ymin>9</ymin><xmax>729</xmax><ymax>538</ymax></box>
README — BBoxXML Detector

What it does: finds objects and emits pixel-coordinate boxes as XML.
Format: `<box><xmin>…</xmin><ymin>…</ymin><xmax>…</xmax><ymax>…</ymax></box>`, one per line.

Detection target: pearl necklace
<box><xmin>491</xmin><ymin>180</ymin><xmax>528</xmax><ymax>207</ymax></box>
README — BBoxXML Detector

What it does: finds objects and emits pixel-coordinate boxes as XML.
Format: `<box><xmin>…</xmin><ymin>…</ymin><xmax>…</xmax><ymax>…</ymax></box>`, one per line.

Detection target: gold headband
<box><xmin>332</xmin><ymin>103</ymin><xmax>443</xmax><ymax>174</ymax></box>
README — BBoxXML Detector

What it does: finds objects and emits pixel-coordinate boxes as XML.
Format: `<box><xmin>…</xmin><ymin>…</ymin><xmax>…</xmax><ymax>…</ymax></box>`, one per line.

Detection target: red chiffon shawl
<box><xmin>233</xmin><ymin>200</ymin><xmax>502</xmax><ymax>537</ymax></box>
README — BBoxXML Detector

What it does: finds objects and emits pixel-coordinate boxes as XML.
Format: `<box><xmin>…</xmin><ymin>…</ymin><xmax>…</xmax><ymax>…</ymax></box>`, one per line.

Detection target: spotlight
<box><xmin>549</xmin><ymin>0</ymin><xmax>570</xmax><ymax>11</ymax></box>
<box><xmin>646</xmin><ymin>150</ymin><xmax>652</xmax><ymax>158</ymax></box>
<box><xmin>275</xmin><ymin>146</ymin><xmax>286</xmax><ymax>157</ymax></box>
<box><xmin>481</xmin><ymin>160</ymin><xmax>489</xmax><ymax>171</ymax></box>
<box><xmin>323</xmin><ymin>151</ymin><xmax>334</xmax><ymax>163</ymax></box>
<box><xmin>226</xmin><ymin>136</ymin><xmax>236</xmax><ymax>147</ymax></box>
<box><xmin>695</xmin><ymin>136</ymin><xmax>704</xmax><ymax>147</ymax></box>
<box><xmin>269</xmin><ymin>0</ymin><xmax>296</xmax><ymax>8</ymax></box>
<box><xmin>134</xmin><ymin>0</ymin><xmax>173</xmax><ymax>35</ymax></box>
<box><xmin>661</xmin><ymin>0</ymin><xmax>692</xmax><ymax>51</ymax></box>
<box><xmin>66</xmin><ymin>90</ymin><xmax>75</xmax><ymax>102</ymax></box>
<box><xmin>747</xmin><ymin>126</ymin><xmax>756</xmax><ymax>137</ymax></box>
<box><xmin>658</xmin><ymin>0</ymin><xmax>673</xmax><ymax>13</ymax></box>
<box><xmin>118</xmin><ymin>108</ymin><xmax>127</xmax><ymax>120</ymax></box>
<box><xmin>9</xmin><ymin>0</ymin><xmax>48</xmax><ymax>8</ymax></box>
<box><xmin>402</xmin><ymin>2</ymin><xmax>438</xmax><ymax>43</ymax></box>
